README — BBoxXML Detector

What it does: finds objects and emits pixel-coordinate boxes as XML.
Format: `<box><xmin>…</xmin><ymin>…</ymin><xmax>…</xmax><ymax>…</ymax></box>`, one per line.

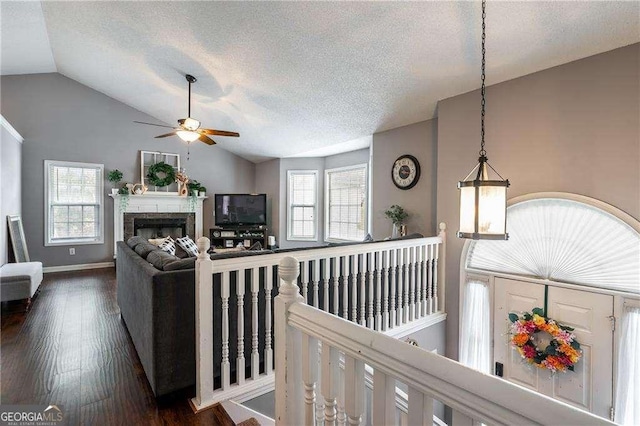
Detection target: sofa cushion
<box><xmin>134</xmin><ymin>242</ymin><xmax>159</xmax><ymax>259</ymax></box>
<box><xmin>147</xmin><ymin>250</ymin><xmax>179</xmax><ymax>270</ymax></box>
<box><xmin>127</xmin><ymin>236</ymin><xmax>148</xmax><ymax>249</ymax></box>
<box><xmin>164</xmin><ymin>257</ymin><xmax>197</xmax><ymax>271</ymax></box>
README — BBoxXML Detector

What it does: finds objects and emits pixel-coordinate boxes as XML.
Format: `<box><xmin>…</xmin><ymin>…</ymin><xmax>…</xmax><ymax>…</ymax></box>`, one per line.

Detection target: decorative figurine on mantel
<box><xmin>175</xmin><ymin>169</ymin><xmax>189</xmax><ymax>196</ymax></box>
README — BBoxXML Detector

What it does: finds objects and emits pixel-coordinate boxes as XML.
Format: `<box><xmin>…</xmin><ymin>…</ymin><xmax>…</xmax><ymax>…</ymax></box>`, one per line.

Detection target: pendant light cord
<box><xmin>188</xmin><ymin>80</ymin><xmax>191</xmax><ymax>118</ymax></box>
<box><xmin>480</xmin><ymin>0</ymin><xmax>487</xmax><ymax>159</ymax></box>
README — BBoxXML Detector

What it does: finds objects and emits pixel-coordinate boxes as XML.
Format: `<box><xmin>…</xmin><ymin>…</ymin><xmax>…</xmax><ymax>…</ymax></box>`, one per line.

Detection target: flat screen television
<box><xmin>214</xmin><ymin>194</ymin><xmax>267</xmax><ymax>227</ymax></box>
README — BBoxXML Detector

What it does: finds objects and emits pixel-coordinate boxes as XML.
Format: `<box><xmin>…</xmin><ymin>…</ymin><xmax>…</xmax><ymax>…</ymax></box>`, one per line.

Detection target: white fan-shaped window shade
<box><xmin>467</xmin><ymin>198</ymin><xmax>640</xmax><ymax>294</ymax></box>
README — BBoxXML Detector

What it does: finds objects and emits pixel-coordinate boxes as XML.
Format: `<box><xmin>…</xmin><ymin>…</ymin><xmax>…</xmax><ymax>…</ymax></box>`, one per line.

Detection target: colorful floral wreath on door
<box><xmin>509</xmin><ymin>308</ymin><xmax>582</xmax><ymax>373</ymax></box>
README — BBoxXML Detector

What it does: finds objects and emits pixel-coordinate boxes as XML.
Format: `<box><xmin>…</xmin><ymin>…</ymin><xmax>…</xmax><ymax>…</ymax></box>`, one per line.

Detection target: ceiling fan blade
<box><xmin>198</xmin><ymin>134</ymin><xmax>216</xmax><ymax>145</ymax></box>
<box><xmin>200</xmin><ymin>129</ymin><xmax>240</xmax><ymax>137</ymax></box>
<box><xmin>134</xmin><ymin>121</ymin><xmax>175</xmax><ymax>129</ymax></box>
<box><xmin>154</xmin><ymin>132</ymin><xmax>178</xmax><ymax>138</ymax></box>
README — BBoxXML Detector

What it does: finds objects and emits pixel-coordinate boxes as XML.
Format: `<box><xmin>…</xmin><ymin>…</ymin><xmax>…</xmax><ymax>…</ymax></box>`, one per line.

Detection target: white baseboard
<box><xmin>43</xmin><ymin>262</ymin><xmax>114</xmax><ymax>273</ymax></box>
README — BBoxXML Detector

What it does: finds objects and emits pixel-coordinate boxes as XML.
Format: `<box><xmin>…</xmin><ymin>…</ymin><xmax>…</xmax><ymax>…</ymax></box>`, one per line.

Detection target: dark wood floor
<box><xmin>1</xmin><ymin>268</ymin><xmax>233</xmax><ymax>425</ymax></box>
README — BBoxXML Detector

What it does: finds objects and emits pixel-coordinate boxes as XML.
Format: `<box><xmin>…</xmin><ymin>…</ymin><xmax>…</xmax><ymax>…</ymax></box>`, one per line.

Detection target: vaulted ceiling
<box><xmin>1</xmin><ymin>1</ymin><xmax>638</xmax><ymax>162</ymax></box>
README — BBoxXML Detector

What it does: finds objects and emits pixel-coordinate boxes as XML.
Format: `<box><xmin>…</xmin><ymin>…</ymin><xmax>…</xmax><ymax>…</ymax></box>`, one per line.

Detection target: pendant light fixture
<box><xmin>457</xmin><ymin>0</ymin><xmax>510</xmax><ymax>240</ymax></box>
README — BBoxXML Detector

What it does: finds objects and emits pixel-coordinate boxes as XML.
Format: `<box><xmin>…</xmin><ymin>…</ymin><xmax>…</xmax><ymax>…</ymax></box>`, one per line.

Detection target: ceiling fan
<box><xmin>134</xmin><ymin>74</ymin><xmax>239</xmax><ymax>145</ymax></box>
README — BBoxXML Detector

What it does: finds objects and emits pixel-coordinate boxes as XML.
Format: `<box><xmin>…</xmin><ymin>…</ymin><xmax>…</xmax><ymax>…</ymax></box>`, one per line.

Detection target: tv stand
<box><xmin>209</xmin><ymin>226</ymin><xmax>267</xmax><ymax>250</ymax></box>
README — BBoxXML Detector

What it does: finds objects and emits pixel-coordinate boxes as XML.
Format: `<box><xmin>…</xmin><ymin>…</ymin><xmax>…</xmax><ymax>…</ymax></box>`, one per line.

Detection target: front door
<box><xmin>493</xmin><ymin>277</ymin><xmax>613</xmax><ymax>419</ymax></box>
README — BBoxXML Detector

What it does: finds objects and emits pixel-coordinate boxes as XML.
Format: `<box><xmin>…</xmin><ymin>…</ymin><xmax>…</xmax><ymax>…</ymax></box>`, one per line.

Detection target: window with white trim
<box><xmin>287</xmin><ymin>170</ymin><xmax>318</xmax><ymax>241</ymax></box>
<box><xmin>45</xmin><ymin>160</ymin><xmax>104</xmax><ymax>246</ymax></box>
<box><xmin>325</xmin><ymin>164</ymin><xmax>368</xmax><ymax>242</ymax></box>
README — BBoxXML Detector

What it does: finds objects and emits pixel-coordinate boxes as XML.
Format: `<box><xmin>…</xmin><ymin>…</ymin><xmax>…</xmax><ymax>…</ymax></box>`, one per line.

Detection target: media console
<box><xmin>209</xmin><ymin>226</ymin><xmax>268</xmax><ymax>249</ymax></box>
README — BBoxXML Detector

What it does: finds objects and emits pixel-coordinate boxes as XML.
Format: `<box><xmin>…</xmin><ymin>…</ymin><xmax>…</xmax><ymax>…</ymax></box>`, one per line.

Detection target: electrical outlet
<box><xmin>69</xmin><ymin>248</ymin><xmax>75</xmax><ymax>255</ymax></box>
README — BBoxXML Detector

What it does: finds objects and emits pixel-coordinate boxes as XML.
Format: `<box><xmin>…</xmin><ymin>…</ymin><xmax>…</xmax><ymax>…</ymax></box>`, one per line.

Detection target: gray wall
<box><xmin>255</xmin><ymin>158</ymin><xmax>281</xmax><ymax>245</ymax></box>
<box><xmin>436</xmin><ymin>43</ymin><xmax>640</xmax><ymax>360</ymax></box>
<box><xmin>1</xmin><ymin>73</ymin><xmax>255</xmax><ymax>267</ymax></box>
<box><xmin>371</xmin><ymin>120</ymin><xmax>437</xmax><ymax>240</ymax></box>
<box><xmin>1</xmin><ymin>120</ymin><xmax>22</xmax><ymax>265</ymax></box>
<box><xmin>276</xmin><ymin>148</ymin><xmax>371</xmax><ymax>249</ymax></box>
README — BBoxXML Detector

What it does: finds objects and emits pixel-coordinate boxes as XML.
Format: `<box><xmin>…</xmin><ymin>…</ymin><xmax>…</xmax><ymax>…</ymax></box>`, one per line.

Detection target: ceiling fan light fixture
<box><xmin>177</xmin><ymin>130</ymin><xmax>200</xmax><ymax>143</ymax></box>
<box><xmin>182</xmin><ymin>117</ymin><xmax>201</xmax><ymax>131</ymax></box>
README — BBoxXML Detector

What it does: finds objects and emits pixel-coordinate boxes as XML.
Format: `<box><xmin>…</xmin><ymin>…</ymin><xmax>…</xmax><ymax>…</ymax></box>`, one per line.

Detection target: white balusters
<box><xmin>351</xmin><ymin>255</ymin><xmax>358</xmax><ymax>323</ymax></box>
<box><xmin>433</xmin><ymin>243</ymin><xmax>439</xmax><ymax>313</ymax></box>
<box><xmin>265</xmin><ymin>266</ymin><xmax>273</xmax><ymax>375</ymax></box>
<box><xmin>427</xmin><ymin>245</ymin><xmax>434</xmax><ymax>315</ymax></box>
<box><xmin>322</xmin><ymin>344</ymin><xmax>339</xmax><ymax>426</ymax></box>
<box><xmin>302</xmin><ymin>334</ymin><xmax>319</xmax><ymax>426</ymax></box>
<box><xmin>312</xmin><ymin>259</ymin><xmax>320</xmax><ymax>309</ymax></box>
<box><xmin>420</xmin><ymin>245</ymin><xmax>427</xmax><ymax>317</ymax></box>
<box><xmin>344</xmin><ymin>355</ymin><xmax>365</xmax><ymax>426</ymax></box>
<box><xmin>389</xmin><ymin>249</ymin><xmax>397</xmax><ymax>329</ymax></box>
<box><xmin>332</xmin><ymin>257</ymin><xmax>339</xmax><ymax>315</ymax></box>
<box><xmin>372</xmin><ymin>369</ymin><xmax>396</xmax><ymax>426</ymax></box>
<box><xmin>342</xmin><ymin>256</ymin><xmax>349</xmax><ymax>320</ymax></box>
<box><xmin>375</xmin><ymin>251</ymin><xmax>382</xmax><ymax>330</ymax></box>
<box><xmin>402</xmin><ymin>248</ymin><xmax>410</xmax><ymax>324</ymax></box>
<box><xmin>397</xmin><ymin>248</ymin><xmax>404</xmax><ymax>326</ymax></box>
<box><xmin>236</xmin><ymin>271</ymin><xmax>246</xmax><ymax>386</ymax></box>
<box><xmin>382</xmin><ymin>251</ymin><xmax>389</xmax><ymax>331</ymax></box>
<box><xmin>323</xmin><ymin>258</ymin><xmax>330</xmax><ymax>313</ymax></box>
<box><xmin>251</xmin><ymin>267</ymin><xmax>260</xmax><ymax>380</ymax></box>
<box><xmin>367</xmin><ymin>253</ymin><xmax>374</xmax><ymax>329</ymax></box>
<box><xmin>415</xmin><ymin>245</ymin><xmax>422</xmax><ymax>318</ymax></box>
<box><xmin>220</xmin><ymin>272</ymin><xmax>231</xmax><ymax>390</ymax></box>
<box><xmin>301</xmin><ymin>261</ymin><xmax>309</xmax><ymax>303</ymax></box>
<box><xmin>409</xmin><ymin>247</ymin><xmax>416</xmax><ymax>322</ymax></box>
<box><xmin>359</xmin><ymin>256</ymin><xmax>366</xmax><ymax>326</ymax></box>
<box><xmin>408</xmin><ymin>387</ymin><xmax>433</xmax><ymax>426</ymax></box>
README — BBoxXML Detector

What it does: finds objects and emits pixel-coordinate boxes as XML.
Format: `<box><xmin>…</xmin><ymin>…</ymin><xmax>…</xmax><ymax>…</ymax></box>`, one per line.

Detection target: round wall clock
<box><xmin>391</xmin><ymin>155</ymin><xmax>421</xmax><ymax>190</ymax></box>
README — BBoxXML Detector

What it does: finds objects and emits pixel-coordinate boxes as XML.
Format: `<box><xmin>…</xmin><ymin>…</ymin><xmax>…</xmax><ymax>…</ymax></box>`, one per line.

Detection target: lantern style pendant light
<box><xmin>457</xmin><ymin>0</ymin><xmax>510</xmax><ymax>240</ymax></box>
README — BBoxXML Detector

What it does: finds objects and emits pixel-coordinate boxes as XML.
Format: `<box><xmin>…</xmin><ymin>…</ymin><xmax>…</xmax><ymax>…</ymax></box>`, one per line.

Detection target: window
<box><xmin>459</xmin><ymin>278</ymin><xmax>491</xmax><ymax>374</ymax></box>
<box><xmin>287</xmin><ymin>170</ymin><xmax>318</xmax><ymax>241</ymax></box>
<box><xmin>325</xmin><ymin>164</ymin><xmax>368</xmax><ymax>242</ymax></box>
<box><xmin>45</xmin><ymin>160</ymin><xmax>104</xmax><ymax>246</ymax></box>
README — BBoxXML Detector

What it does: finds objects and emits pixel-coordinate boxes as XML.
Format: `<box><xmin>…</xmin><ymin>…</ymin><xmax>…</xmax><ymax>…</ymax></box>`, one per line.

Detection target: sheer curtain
<box><xmin>615</xmin><ymin>304</ymin><xmax>640</xmax><ymax>425</ymax></box>
<box><xmin>459</xmin><ymin>279</ymin><xmax>491</xmax><ymax>374</ymax></box>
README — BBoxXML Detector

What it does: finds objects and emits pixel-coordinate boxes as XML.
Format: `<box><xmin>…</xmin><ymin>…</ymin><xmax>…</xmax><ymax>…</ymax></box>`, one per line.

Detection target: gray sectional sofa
<box><xmin>116</xmin><ymin>237</ymin><xmax>274</xmax><ymax>397</ymax></box>
<box><xmin>117</xmin><ymin>233</ymin><xmax>424</xmax><ymax>397</ymax></box>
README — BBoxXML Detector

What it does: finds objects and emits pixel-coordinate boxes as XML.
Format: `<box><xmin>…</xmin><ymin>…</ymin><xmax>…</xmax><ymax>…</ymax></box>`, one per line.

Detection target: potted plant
<box><xmin>187</xmin><ymin>180</ymin><xmax>201</xmax><ymax>197</ymax></box>
<box><xmin>107</xmin><ymin>169</ymin><xmax>123</xmax><ymax>195</ymax></box>
<box><xmin>384</xmin><ymin>205</ymin><xmax>409</xmax><ymax>238</ymax></box>
<box><xmin>199</xmin><ymin>186</ymin><xmax>206</xmax><ymax>197</ymax></box>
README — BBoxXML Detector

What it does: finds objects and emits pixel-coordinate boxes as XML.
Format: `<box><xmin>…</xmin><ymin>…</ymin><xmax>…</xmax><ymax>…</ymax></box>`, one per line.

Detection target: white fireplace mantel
<box><xmin>109</xmin><ymin>193</ymin><xmax>206</xmax><ymax>256</ymax></box>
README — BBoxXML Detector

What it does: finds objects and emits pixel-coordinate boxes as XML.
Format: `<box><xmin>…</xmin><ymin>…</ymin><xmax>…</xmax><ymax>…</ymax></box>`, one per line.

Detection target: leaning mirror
<box><xmin>7</xmin><ymin>215</ymin><xmax>30</xmax><ymax>263</ymax></box>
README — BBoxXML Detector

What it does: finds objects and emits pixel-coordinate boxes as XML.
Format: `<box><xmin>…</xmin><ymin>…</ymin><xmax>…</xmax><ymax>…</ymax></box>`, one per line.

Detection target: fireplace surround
<box><xmin>109</xmin><ymin>194</ymin><xmax>205</xmax><ymax>257</ymax></box>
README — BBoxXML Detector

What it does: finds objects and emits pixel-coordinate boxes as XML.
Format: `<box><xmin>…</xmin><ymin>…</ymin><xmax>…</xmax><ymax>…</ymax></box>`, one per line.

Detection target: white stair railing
<box><xmin>275</xmin><ymin>255</ymin><xmax>614</xmax><ymax>426</ymax></box>
<box><xmin>192</xmin><ymin>225</ymin><xmax>447</xmax><ymax>412</ymax></box>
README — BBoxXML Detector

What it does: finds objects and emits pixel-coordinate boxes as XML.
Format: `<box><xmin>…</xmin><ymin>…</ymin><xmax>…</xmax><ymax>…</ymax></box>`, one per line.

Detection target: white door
<box><xmin>494</xmin><ymin>278</ymin><xmax>613</xmax><ymax>419</ymax></box>
<box><xmin>494</xmin><ymin>277</ymin><xmax>545</xmax><ymax>391</ymax></box>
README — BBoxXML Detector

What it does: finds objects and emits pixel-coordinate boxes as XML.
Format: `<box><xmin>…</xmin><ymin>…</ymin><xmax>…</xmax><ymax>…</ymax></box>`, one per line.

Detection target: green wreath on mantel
<box><xmin>146</xmin><ymin>162</ymin><xmax>176</xmax><ymax>187</ymax></box>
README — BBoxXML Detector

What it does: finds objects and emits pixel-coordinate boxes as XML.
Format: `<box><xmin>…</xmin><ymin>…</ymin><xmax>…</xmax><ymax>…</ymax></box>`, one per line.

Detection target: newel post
<box><xmin>437</xmin><ymin>222</ymin><xmax>446</xmax><ymax>313</ymax></box>
<box><xmin>275</xmin><ymin>256</ymin><xmax>304</xmax><ymax>425</ymax></box>
<box><xmin>192</xmin><ymin>237</ymin><xmax>214</xmax><ymax>410</ymax></box>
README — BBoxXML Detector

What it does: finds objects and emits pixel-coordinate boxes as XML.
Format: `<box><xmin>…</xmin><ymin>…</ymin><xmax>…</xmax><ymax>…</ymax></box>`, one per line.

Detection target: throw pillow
<box><xmin>134</xmin><ymin>242</ymin><xmax>159</xmax><ymax>259</ymax></box>
<box><xmin>176</xmin><ymin>236</ymin><xmax>199</xmax><ymax>257</ymax></box>
<box><xmin>147</xmin><ymin>237</ymin><xmax>166</xmax><ymax>246</ymax></box>
<box><xmin>159</xmin><ymin>236</ymin><xmax>176</xmax><ymax>256</ymax></box>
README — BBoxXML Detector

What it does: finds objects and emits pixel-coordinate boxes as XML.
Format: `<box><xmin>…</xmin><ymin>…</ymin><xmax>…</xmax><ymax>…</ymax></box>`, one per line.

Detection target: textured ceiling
<box><xmin>2</xmin><ymin>2</ymin><xmax>638</xmax><ymax>162</ymax></box>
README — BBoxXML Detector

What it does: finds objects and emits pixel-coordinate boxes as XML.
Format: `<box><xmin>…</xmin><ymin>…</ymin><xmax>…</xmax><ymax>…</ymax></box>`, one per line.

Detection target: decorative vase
<box><xmin>399</xmin><ymin>224</ymin><xmax>407</xmax><ymax>237</ymax></box>
<box><xmin>199</xmin><ymin>191</ymin><xmax>206</xmax><ymax>197</ymax></box>
<box><xmin>392</xmin><ymin>223</ymin><xmax>399</xmax><ymax>238</ymax></box>
<box><xmin>111</xmin><ymin>188</ymin><xmax>118</xmax><ymax>195</ymax></box>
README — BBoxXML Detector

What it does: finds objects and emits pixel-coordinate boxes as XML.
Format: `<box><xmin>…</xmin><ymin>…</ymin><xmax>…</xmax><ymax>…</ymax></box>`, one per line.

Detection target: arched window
<box><xmin>466</xmin><ymin>194</ymin><xmax>639</xmax><ymax>294</ymax></box>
